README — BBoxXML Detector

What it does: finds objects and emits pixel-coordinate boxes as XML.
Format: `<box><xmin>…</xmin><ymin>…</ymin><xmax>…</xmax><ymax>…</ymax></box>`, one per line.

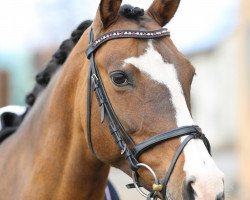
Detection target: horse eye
<box><xmin>110</xmin><ymin>71</ymin><xmax>128</xmax><ymax>87</ymax></box>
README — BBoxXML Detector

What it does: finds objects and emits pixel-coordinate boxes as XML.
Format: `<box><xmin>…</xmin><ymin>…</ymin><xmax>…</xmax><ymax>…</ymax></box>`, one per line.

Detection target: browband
<box><xmin>86</xmin><ymin>28</ymin><xmax>170</xmax><ymax>59</ymax></box>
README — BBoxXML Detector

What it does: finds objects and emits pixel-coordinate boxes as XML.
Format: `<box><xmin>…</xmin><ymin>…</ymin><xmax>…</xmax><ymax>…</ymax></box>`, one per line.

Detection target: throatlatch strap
<box><xmin>86</xmin><ymin>62</ymin><xmax>94</xmax><ymax>155</ymax></box>
<box><xmin>86</xmin><ymin>27</ymin><xmax>95</xmax><ymax>155</ymax></box>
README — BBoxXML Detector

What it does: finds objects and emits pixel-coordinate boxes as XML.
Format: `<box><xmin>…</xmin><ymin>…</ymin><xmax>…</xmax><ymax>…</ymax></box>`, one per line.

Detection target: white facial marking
<box><xmin>125</xmin><ymin>41</ymin><xmax>194</xmax><ymax>126</ymax></box>
<box><xmin>124</xmin><ymin>41</ymin><xmax>224</xmax><ymax>199</ymax></box>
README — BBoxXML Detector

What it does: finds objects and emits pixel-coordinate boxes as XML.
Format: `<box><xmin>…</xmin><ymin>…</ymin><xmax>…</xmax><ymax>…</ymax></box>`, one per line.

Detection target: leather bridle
<box><xmin>85</xmin><ymin>27</ymin><xmax>211</xmax><ymax>199</ymax></box>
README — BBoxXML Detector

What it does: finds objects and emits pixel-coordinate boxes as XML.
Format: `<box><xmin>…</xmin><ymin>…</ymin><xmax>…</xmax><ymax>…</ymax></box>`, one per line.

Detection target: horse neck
<box><xmin>1</xmin><ymin>31</ymin><xmax>110</xmax><ymax>199</ymax></box>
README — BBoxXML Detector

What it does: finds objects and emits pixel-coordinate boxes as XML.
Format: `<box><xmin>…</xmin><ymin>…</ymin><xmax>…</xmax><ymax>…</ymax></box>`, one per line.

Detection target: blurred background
<box><xmin>0</xmin><ymin>0</ymin><xmax>249</xmax><ymax>199</ymax></box>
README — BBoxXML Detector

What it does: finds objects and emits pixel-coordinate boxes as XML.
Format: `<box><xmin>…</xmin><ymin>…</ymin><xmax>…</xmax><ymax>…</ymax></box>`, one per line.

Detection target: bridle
<box><xmin>86</xmin><ymin>27</ymin><xmax>211</xmax><ymax>200</ymax></box>
<box><xmin>85</xmin><ymin>27</ymin><xmax>211</xmax><ymax>199</ymax></box>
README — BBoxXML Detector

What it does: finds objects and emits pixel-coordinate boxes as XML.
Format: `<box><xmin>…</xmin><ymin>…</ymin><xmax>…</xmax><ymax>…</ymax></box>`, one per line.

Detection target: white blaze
<box><xmin>124</xmin><ymin>41</ymin><xmax>224</xmax><ymax>199</ymax></box>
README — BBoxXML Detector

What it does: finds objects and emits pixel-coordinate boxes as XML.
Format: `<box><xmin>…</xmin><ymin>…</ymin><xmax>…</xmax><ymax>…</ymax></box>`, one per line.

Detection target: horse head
<box><xmin>79</xmin><ymin>0</ymin><xmax>225</xmax><ymax>199</ymax></box>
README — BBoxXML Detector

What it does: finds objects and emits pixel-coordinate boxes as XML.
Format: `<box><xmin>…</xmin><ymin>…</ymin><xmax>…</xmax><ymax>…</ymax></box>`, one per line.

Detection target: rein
<box><xmin>85</xmin><ymin>27</ymin><xmax>211</xmax><ymax>199</ymax></box>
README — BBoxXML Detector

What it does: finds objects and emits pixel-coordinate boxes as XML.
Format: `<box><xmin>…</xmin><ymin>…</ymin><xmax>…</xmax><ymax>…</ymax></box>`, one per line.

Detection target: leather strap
<box><xmin>127</xmin><ymin>126</ymin><xmax>211</xmax><ymax>199</ymax></box>
<box><xmin>132</xmin><ymin>126</ymin><xmax>209</xmax><ymax>158</ymax></box>
<box><xmin>86</xmin><ymin>28</ymin><xmax>170</xmax><ymax>59</ymax></box>
<box><xmin>161</xmin><ymin>134</ymin><xmax>202</xmax><ymax>199</ymax></box>
<box><xmin>86</xmin><ymin>27</ymin><xmax>139</xmax><ymax>169</ymax></box>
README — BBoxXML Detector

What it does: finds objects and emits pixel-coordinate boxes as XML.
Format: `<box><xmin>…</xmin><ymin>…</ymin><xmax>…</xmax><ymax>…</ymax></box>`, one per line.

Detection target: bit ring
<box><xmin>132</xmin><ymin>163</ymin><xmax>162</xmax><ymax>197</ymax></box>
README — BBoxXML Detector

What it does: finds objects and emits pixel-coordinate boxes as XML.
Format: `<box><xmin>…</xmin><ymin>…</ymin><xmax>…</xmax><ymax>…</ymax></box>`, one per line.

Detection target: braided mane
<box><xmin>25</xmin><ymin>20</ymin><xmax>92</xmax><ymax>107</ymax></box>
<box><xmin>25</xmin><ymin>5</ymin><xmax>144</xmax><ymax>108</ymax></box>
<box><xmin>0</xmin><ymin>5</ymin><xmax>144</xmax><ymax>142</ymax></box>
<box><xmin>119</xmin><ymin>4</ymin><xmax>144</xmax><ymax>19</ymax></box>
<box><xmin>5</xmin><ymin>4</ymin><xmax>144</xmax><ymax>129</ymax></box>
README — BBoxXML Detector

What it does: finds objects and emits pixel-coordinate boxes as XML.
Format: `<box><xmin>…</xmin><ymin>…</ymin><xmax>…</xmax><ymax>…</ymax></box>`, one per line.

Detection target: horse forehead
<box><xmin>123</xmin><ymin>40</ymin><xmax>195</xmax><ymax>127</ymax></box>
<box><xmin>123</xmin><ymin>41</ymin><xmax>180</xmax><ymax>86</ymax></box>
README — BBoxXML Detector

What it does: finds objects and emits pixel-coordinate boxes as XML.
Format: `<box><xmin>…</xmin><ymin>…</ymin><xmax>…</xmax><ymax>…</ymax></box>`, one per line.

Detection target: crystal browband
<box><xmin>86</xmin><ymin>28</ymin><xmax>170</xmax><ymax>58</ymax></box>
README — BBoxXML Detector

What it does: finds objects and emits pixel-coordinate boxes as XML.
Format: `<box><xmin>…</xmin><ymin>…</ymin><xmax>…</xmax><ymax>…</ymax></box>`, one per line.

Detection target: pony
<box><xmin>0</xmin><ymin>0</ymin><xmax>224</xmax><ymax>199</ymax></box>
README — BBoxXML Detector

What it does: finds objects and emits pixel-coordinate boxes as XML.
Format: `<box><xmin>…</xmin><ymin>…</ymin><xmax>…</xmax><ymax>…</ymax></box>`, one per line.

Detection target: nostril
<box><xmin>183</xmin><ymin>176</ymin><xmax>196</xmax><ymax>200</ymax></box>
<box><xmin>216</xmin><ymin>192</ymin><xmax>224</xmax><ymax>200</ymax></box>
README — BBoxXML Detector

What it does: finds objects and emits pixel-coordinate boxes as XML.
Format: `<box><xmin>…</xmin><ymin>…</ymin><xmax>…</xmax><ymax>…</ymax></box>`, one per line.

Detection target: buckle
<box><xmin>91</xmin><ymin>74</ymin><xmax>98</xmax><ymax>82</ymax></box>
<box><xmin>191</xmin><ymin>131</ymin><xmax>206</xmax><ymax>141</ymax></box>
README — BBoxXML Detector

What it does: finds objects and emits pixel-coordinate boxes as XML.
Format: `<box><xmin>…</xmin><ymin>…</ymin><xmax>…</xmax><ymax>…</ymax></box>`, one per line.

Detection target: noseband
<box><xmin>86</xmin><ymin>27</ymin><xmax>211</xmax><ymax>199</ymax></box>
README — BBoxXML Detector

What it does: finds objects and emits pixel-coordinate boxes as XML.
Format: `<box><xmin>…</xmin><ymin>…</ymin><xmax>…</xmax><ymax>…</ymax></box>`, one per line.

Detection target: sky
<box><xmin>0</xmin><ymin>0</ymin><xmax>240</xmax><ymax>54</ymax></box>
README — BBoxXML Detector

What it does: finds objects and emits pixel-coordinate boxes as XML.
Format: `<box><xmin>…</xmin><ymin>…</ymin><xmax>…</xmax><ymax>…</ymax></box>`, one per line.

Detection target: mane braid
<box><xmin>0</xmin><ymin>19</ymin><xmax>92</xmax><ymax>143</ymax></box>
<box><xmin>119</xmin><ymin>4</ymin><xmax>144</xmax><ymax>19</ymax></box>
<box><xmin>15</xmin><ymin>4</ymin><xmax>144</xmax><ymax>129</ymax></box>
<box><xmin>25</xmin><ymin>20</ymin><xmax>92</xmax><ymax>107</ymax></box>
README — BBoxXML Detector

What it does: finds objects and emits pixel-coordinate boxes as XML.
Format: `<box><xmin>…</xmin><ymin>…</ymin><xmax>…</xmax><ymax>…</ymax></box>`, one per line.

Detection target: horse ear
<box><xmin>147</xmin><ymin>0</ymin><xmax>181</xmax><ymax>27</ymax></box>
<box><xmin>95</xmin><ymin>0</ymin><xmax>122</xmax><ymax>29</ymax></box>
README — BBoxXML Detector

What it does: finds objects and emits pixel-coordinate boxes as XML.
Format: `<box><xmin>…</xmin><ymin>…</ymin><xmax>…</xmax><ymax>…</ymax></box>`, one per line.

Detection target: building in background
<box><xmin>0</xmin><ymin>71</ymin><xmax>8</xmax><ymax>107</ymax></box>
<box><xmin>237</xmin><ymin>0</ymin><xmax>250</xmax><ymax>198</ymax></box>
<box><xmin>0</xmin><ymin>53</ymin><xmax>34</xmax><ymax>105</ymax></box>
